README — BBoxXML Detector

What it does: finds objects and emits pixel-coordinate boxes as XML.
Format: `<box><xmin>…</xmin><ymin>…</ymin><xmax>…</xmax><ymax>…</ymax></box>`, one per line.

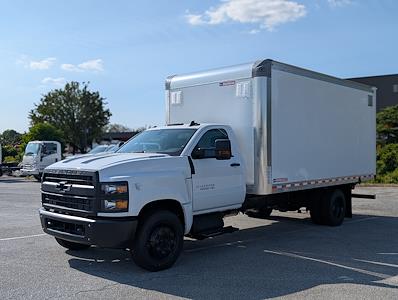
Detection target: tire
<box><xmin>132</xmin><ymin>210</ymin><xmax>183</xmax><ymax>272</ymax></box>
<box><xmin>245</xmin><ymin>208</ymin><xmax>273</xmax><ymax>219</ymax></box>
<box><xmin>55</xmin><ymin>237</ymin><xmax>91</xmax><ymax>250</ymax></box>
<box><xmin>322</xmin><ymin>189</ymin><xmax>346</xmax><ymax>226</ymax></box>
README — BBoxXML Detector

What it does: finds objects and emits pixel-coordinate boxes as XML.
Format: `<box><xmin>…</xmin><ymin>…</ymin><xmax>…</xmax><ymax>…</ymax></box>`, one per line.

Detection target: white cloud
<box><xmin>186</xmin><ymin>14</ymin><xmax>206</xmax><ymax>25</ymax></box>
<box><xmin>327</xmin><ymin>0</ymin><xmax>353</xmax><ymax>7</ymax></box>
<box><xmin>78</xmin><ymin>59</ymin><xmax>104</xmax><ymax>72</ymax></box>
<box><xmin>16</xmin><ymin>54</ymin><xmax>28</xmax><ymax>66</ymax></box>
<box><xmin>61</xmin><ymin>63</ymin><xmax>81</xmax><ymax>72</ymax></box>
<box><xmin>16</xmin><ymin>56</ymin><xmax>57</xmax><ymax>70</ymax></box>
<box><xmin>29</xmin><ymin>57</ymin><xmax>56</xmax><ymax>70</ymax></box>
<box><xmin>248</xmin><ymin>29</ymin><xmax>261</xmax><ymax>34</ymax></box>
<box><xmin>185</xmin><ymin>0</ymin><xmax>306</xmax><ymax>31</ymax></box>
<box><xmin>41</xmin><ymin>77</ymin><xmax>66</xmax><ymax>86</ymax></box>
<box><xmin>61</xmin><ymin>59</ymin><xmax>104</xmax><ymax>72</ymax></box>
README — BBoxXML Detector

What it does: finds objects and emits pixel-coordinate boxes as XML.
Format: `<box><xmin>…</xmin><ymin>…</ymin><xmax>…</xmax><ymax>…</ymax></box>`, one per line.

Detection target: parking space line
<box><xmin>354</xmin><ymin>259</ymin><xmax>398</xmax><ymax>268</ymax></box>
<box><xmin>0</xmin><ymin>233</ymin><xmax>47</xmax><ymax>241</ymax></box>
<box><xmin>264</xmin><ymin>250</ymin><xmax>390</xmax><ymax>279</ymax></box>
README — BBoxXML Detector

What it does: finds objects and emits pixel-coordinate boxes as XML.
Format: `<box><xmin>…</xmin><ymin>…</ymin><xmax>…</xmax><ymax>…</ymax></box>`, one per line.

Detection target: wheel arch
<box><xmin>138</xmin><ymin>199</ymin><xmax>191</xmax><ymax>234</ymax></box>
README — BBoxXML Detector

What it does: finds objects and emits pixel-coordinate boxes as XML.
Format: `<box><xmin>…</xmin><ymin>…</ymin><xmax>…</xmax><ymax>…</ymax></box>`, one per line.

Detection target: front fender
<box><xmin>97</xmin><ymin>156</ymin><xmax>193</xmax><ymax>233</ymax></box>
<box><xmin>129</xmin><ymin>175</ymin><xmax>193</xmax><ymax>234</ymax></box>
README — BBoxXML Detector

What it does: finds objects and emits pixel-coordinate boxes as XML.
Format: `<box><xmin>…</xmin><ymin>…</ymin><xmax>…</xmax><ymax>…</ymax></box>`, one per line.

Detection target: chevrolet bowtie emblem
<box><xmin>56</xmin><ymin>181</ymin><xmax>71</xmax><ymax>193</ymax></box>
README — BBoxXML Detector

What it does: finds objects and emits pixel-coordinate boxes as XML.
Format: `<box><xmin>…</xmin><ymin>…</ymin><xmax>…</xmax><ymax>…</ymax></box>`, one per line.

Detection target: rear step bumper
<box><xmin>39</xmin><ymin>208</ymin><xmax>138</xmax><ymax>248</ymax></box>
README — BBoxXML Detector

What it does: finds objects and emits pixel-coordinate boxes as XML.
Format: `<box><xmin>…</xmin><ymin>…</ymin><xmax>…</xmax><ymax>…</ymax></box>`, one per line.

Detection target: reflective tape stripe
<box><xmin>272</xmin><ymin>174</ymin><xmax>374</xmax><ymax>192</ymax></box>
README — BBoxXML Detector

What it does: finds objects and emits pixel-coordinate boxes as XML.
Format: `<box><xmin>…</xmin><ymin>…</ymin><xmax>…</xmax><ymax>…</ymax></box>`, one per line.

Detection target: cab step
<box><xmin>190</xmin><ymin>226</ymin><xmax>239</xmax><ymax>240</ymax></box>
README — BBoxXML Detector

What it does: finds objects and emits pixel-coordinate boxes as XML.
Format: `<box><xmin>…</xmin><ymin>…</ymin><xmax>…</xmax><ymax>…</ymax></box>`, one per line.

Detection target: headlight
<box><xmin>104</xmin><ymin>199</ymin><xmax>128</xmax><ymax>210</ymax></box>
<box><xmin>101</xmin><ymin>183</ymin><xmax>128</xmax><ymax>194</ymax></box>
<box><xmin>100</xmin><ymin>182</ymin><xmax>129</xmax><ymax>212</ymax></box>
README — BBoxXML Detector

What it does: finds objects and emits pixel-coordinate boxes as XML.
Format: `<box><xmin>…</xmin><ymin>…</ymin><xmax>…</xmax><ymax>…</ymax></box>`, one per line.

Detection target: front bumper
<box><xmin>39</xmin><ymin>208</ymin><xmax>138</xmax><ymax>248</ymax></box>
<box><xmin>21</xmin><ymin>168</ymin><xmax>40</xmax><ymax>176</ymax></box>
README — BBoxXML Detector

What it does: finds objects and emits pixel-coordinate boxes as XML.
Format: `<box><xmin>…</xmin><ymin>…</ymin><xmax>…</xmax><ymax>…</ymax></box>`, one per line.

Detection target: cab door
<box><xmin>40</xmin><ymin>142</ymin><xmax>59</xmax><ymax>169</ymax></box>
<box><xmin>190</xmin><ymin>128</ymin><xmax>245</xmax><ymax>213</ymax></box>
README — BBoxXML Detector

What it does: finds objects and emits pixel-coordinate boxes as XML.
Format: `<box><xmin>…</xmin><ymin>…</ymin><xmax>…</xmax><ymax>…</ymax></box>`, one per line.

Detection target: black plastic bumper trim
<box><xmin>39</xmin><ymin>208</ymin><xmax>138</xmax><ymax>248</ymax></box>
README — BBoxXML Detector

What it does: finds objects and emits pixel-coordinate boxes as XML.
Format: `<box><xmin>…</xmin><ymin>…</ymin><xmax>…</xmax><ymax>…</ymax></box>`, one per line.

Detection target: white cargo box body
<box><xmin>166</xmin><ymin>60</ymin><xmax>376</xmax><ymax>195</ymax></box>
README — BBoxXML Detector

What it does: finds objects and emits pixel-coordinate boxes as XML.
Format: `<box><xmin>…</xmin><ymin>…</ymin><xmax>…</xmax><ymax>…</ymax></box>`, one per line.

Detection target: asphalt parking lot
<box><xmin>0</xmin><ymin>177</ymin><xmax>397</xmax><ymax>299</ymax></box>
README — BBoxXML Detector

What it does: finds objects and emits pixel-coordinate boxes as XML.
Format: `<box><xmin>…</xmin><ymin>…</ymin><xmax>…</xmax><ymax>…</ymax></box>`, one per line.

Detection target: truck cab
<box><xmin>21</xmin><ymin>141</ymin><xmax>61</xmax><ymax>180</ymax></box>
<box><xmin>39</xmin><ymin>124</ymin><xmax>245</xmax><ymax>271</ymax></box>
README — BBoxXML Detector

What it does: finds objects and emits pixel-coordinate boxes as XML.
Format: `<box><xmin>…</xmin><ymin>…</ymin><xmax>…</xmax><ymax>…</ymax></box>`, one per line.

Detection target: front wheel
<box><xmin>132</xmin><ymin>210</ymin><xmax>183</xmax><ymax>272</ymax></box>
<box><xmin>33</xmin><ymin>174</ymin><xmax>42</xmax><ymax>181</ymax></box>
<box><xmin>55</xmin><ymin>238</ymin><xmax>91</xmax><ymax>250</ymax></box>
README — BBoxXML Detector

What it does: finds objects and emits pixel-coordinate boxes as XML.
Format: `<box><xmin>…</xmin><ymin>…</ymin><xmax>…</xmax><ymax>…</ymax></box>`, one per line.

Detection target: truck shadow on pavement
<box><xmin>67</xmin><ymin>213</ymin><xmax>398</xmax><ymax>299</ymax></box>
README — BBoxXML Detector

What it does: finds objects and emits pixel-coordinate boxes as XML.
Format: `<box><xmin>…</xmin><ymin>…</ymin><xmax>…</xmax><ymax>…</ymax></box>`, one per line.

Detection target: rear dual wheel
<box><xmin>310</xmin><ymin>189</ymin><xmax>346</xmax><ymax>226</ymax></box>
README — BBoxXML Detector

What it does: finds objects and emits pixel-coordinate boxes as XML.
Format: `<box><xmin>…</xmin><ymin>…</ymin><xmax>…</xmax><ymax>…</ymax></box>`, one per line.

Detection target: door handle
<box><xmin>230</xmin><ymin>163</ymin><xmax>240</xmax><ymax>167</ymax></box>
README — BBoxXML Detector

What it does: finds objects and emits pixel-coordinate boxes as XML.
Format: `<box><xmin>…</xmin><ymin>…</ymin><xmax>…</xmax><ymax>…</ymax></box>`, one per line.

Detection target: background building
<box><xmin>348</xmin><ymin>74</ymin><xmax>398</xmax><ymax>112</ymax></box>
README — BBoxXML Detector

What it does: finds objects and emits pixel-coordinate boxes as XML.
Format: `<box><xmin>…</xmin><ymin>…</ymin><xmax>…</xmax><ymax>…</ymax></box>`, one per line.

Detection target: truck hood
<box><xmin>22</xmin><ymin>155</ymin><xmax>38</xmax><ymax>165</ymax></box>
<box><xmin>46</xmin><ymin>152</ymin><xmax>169</xmax><ymax>171</ymax></box>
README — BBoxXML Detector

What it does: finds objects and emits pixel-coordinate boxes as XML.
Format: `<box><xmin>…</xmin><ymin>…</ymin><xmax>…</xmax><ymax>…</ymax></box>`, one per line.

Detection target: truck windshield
<box><xmin>25</xmin><ymin>143</ymin><xmax>40</xmax><ymax>156</ymax></box>
<box><xmin>117</xmin><ymin>129</ymin><xmax>197</xmax><ymax>156</ymax></box>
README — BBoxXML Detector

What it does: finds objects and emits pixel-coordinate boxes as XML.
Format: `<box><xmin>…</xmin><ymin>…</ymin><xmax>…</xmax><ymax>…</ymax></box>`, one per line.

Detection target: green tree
<box><xmin>377</xmin><ymin>105</ymin><xmax>398</xmax><ymax>144</ymax></box>
<box><xmin>1</xmin><ymin>144</ymin><xmax>18</xmax><ymax>158</ymax></box>
<box><xmin>105</xmin><ymin>123</ymin><xmax>131</xmax><ymax>133</ymax></box>
<box><xmin>29</xmin><ymin>82</ymin><xmax>111</xmax><ymax>153</ymax></box>
<box><xmin>376</xmin><ymin>143</ymin><xmax>398</xmax><ymax>175</ymax></box>
<box><xmin>1</xmin><ymin>129</ymin><xmax>22</xmax><ymax>145</ymax></box>
<box><xmin>23</xmin><ymin>123</ymin><xmax>64</xmax><ymax>146</ymax></box>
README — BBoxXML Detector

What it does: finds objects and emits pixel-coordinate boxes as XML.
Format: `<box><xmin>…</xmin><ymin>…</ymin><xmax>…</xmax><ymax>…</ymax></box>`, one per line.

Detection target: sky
<box><xmin>0</xmin><ymin>0</ymin><xmax>397</xmax><ymax>133</ymax></box>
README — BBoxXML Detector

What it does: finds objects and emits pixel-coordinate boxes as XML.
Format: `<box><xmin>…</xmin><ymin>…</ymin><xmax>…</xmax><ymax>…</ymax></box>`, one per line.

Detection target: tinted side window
<box><xmin>193</xmin><ymin>129</ymin><xmax>228</xmax><ymax>159</ymax></box>
<box><xmin>44</xmin><ymin>143</ymin><xmax>57</xmax><ymax>155</ymax></box>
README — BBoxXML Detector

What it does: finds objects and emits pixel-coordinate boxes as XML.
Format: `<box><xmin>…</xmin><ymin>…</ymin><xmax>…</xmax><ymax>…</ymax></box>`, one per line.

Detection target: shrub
<box><xmin>376</xmin><ymin>143</ymin><xmax>398</xmax><ymax>175</ymax></box>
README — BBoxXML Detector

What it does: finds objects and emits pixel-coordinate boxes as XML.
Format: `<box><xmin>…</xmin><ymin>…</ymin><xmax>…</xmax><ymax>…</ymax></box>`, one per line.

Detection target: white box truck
<box><xmin>21</xmin><ymin>141</ymin><xmax>62</xmax><ymax>180</ymax></box>
<box><xmin>39</xmin><ymin>60</ymin><xmax>376</xmax><ymax>271</ymax></box>
<box><xmin>0</xmin><ymin>145</ymin><xmax>2</xmax><ymax>177</ymax></box>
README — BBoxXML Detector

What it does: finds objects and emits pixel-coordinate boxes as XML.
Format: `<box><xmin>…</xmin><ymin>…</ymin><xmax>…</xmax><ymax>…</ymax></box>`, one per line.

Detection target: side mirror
<box><xmin>215</xmin><ymin>139</ymin><xmax>232</xmax><ymax>160</ymax></box>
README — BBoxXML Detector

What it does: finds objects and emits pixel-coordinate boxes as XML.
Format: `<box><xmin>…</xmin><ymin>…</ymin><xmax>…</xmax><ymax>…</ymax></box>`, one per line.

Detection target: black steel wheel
<box><xmin>55</xmin><ymin>237</ymin><xmax>91</xmax><ymax>250</ymax></box>
<box><xmin>322</xmin><ymin>189</ymin><xmax>346</xmax><ymax>226</ymax></box>
<box><xmin>132</xmin><ymin>210</ymin><xmax>183</xmax><ymax>272</ymax></box>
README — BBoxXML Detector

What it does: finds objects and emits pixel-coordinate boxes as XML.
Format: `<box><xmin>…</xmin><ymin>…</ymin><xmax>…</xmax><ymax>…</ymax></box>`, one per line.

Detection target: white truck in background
<box><xmin>0</xmin><ymin>145</ymin><xmax>2</xmax><ymax>177</ymax></box>
<box><xmin>21</xmin><ymin>141</ymin><xmax>61</xmax><ymax>180</ymax></box>
<box><xmin>39</xmin><ymin>59</ymin><xmax>376</xmax><ymax>271</ymax></box>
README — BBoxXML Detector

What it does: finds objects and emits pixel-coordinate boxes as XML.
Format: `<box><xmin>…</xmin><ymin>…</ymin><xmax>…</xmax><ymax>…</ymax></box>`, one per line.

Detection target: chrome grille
<box><xmin>41</xmin><ymin>169</ymin><xmax>98</xmax><ymax>216</ymax></box>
